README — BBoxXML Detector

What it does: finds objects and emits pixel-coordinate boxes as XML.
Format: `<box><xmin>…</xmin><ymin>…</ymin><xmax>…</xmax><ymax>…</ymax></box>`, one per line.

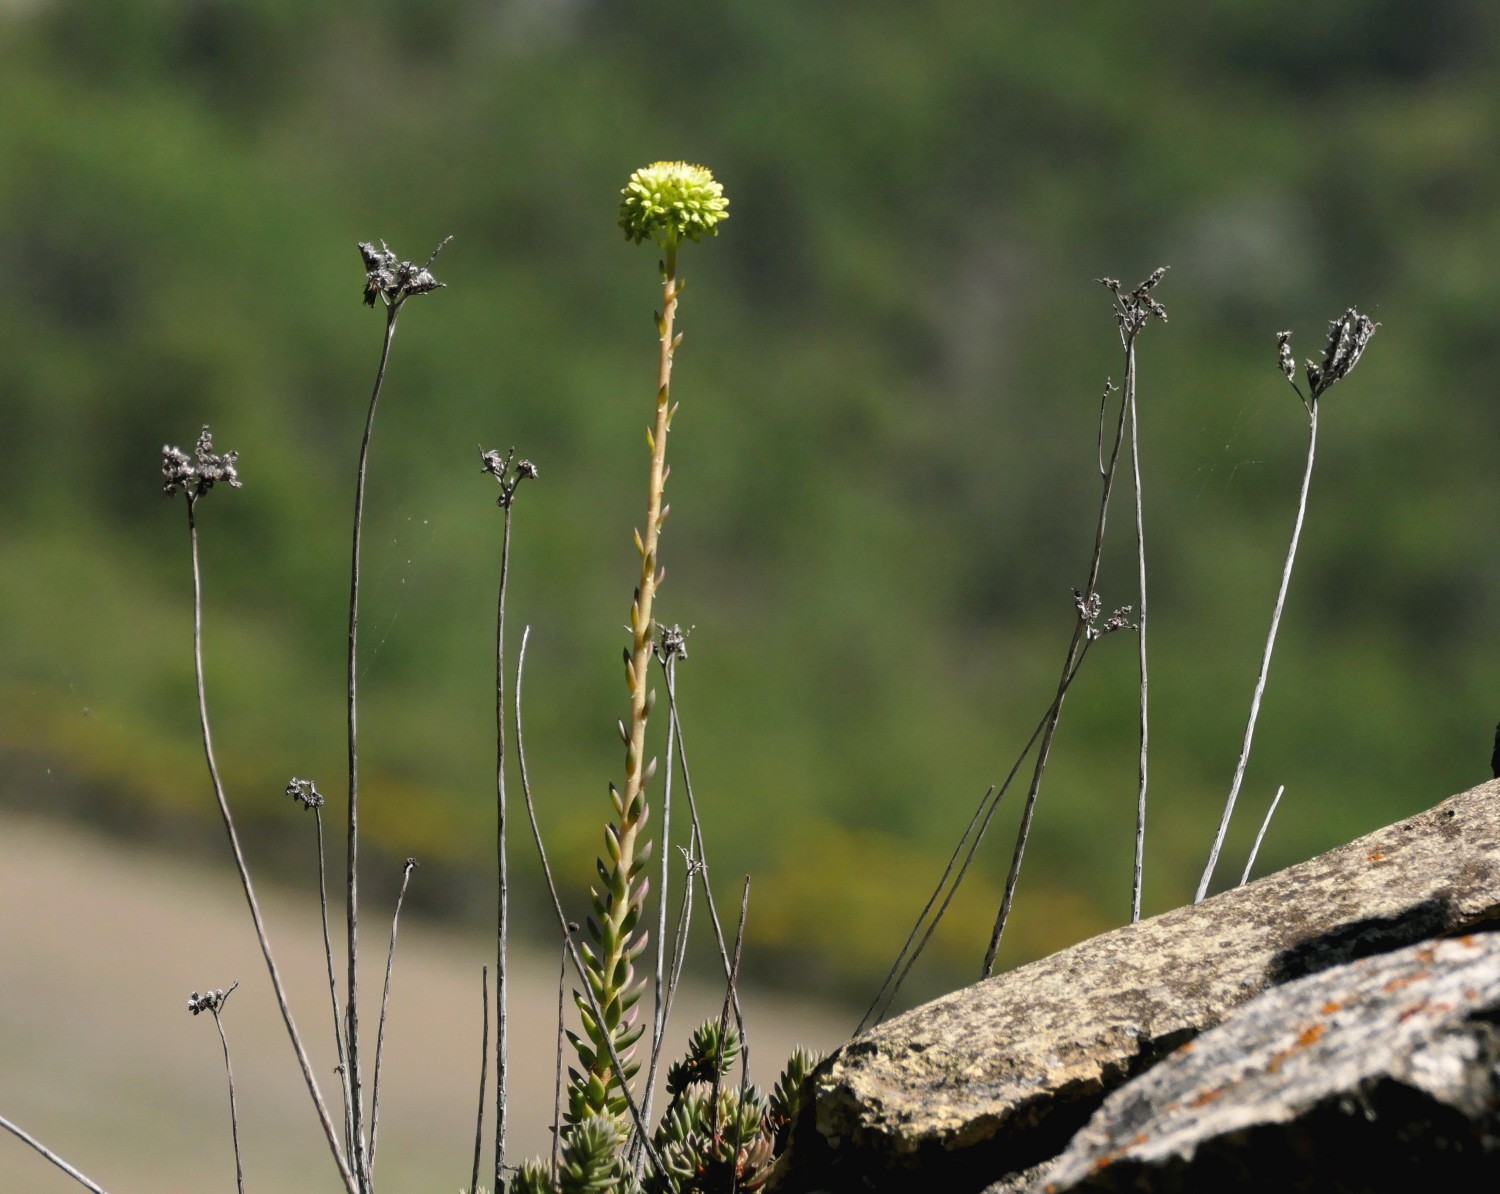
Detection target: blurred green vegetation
<box><xmin>3</xmin><ymin>1</ymin><xmax>1500</xmax><ymax>1009</ymax></box>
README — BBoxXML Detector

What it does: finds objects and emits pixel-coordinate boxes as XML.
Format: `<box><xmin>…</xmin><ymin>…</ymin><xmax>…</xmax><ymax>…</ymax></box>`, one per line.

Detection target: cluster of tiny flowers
<box><xmin>162</xmin><ymin>426</ymin><xmax>241</xmax><ymax>500</ymax></box>
<box><xmin>1075</xmin><ymin>589</ymin><xmax>1134</xmax><ymax>640</ymax></box>
<box><xmin>479</xmin><ymin>446</ymin><xmax>539</xmax><ymax>508</ymax></box>
<box><xmin>359</xmin><ymin>239</ymin><xmax>448</xmax><ymax>308</ymax></box>
<box><xmin>1099</xmin><ymin>267</ymin><xmax>1169</xmax><ymax>335</ymax></box>
<box><xmin>188</xmin><ymin>987</ymin><xmax>232</xmax><ymax>1016</ymax></box>
<box><xmin>286</xmin><ymin>777</ymin><xmax>324</xmax><ymax>810</ymax></box>
<box><xmin>619</xmin><ymin>161</ymin><xmax>730</xmax><ymax>252</ymax></box>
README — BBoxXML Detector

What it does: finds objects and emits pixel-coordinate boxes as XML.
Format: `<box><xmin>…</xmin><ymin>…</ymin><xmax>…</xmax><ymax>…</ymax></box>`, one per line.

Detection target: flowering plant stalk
<box><xmin>567</xmin><ymin>163</ymin><xmax>729</xmax><ymax>1130</ymax></box>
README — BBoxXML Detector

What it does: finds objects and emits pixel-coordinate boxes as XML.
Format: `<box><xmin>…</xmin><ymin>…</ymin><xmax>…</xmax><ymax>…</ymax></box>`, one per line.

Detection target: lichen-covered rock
<box><xmin>771</xmin><ymin>779</ymin><xmax>1500</xmax><ymax>1193</ymax></box>
<box><xmin>1039</xmin><ymin>932</ymin><xmax>1500</xmax><ymax>1192</ymax></box>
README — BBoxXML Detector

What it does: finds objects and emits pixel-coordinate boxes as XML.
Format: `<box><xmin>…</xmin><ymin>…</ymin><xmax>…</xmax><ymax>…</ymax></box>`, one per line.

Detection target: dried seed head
<box><xmin>187</xmin><ymin>983</ymin><xmax>237</xmax><ymax>1015</ymax></box>
<box><xmin>1135</xmin><ymin>266</ymin><xmax>1168</xmax><ymax>294</ymax></box>
<box><xmin>1307</xmin><ymin>307</ymin><xmax>1378</xmax><ymax>398</ymax></box>
<box><xmin>358</xmin><ymin>237</ymin><xmax>448</xmax><ymax>309</ymax></box>
<box><xmin>162</xmin><ymin>425</ymin><xmax>241</xmax><ymax>502</ymax></box>
<box><xmin>1276</xmin><ymin>330</ymin><xmax>1297</xmax><ymax>385</ymax></box>
<box><xmin>480</xmin><ymin>445</ymin><xmax>538</xmax><ymax>508</ymax></box>
<box><xmin>1103</xmin><ymin>267</ymin><xmax>1170</xmax><ymax>335</ymax></box>
<box><xmin>1074</xmin><ymin>589</ymin><xmax>1134</xmax><ymax>640</ymax></box>
<box><xmin>1095</xmin><ymin>605</ymin><xmax>1136</xmax><ymax>639</ymax></box>
<box><xmin>654</xmin><ymin>622</ymin><xmax>691</xmax><ymax>662</ymax></box>
<box><xmin>286</xmin><ymin>777</ymin><xmax>325</xmax><ymax>810</ymax></box>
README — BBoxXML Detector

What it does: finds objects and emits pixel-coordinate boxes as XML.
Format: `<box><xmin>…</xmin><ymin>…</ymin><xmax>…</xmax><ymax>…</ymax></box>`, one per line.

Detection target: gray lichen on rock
<box><xmin>772</xmin><ymin>779</ymin><xmax>1500</xmax><ymax>1192</ymax></box>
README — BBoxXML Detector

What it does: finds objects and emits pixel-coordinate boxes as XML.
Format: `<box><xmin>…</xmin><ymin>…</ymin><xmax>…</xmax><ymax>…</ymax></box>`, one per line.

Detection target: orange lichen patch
<box><xmin>1321</xmin><ymin>1000</ymin><xmax>1344</xmax><ymax>1015</ymax></box>
<box><xmin>1459</xmin><ymin>934</ymin><xmax>1476</xmax><ymax>947</ymax></box>
<box><xmin>1383</xmin><ymin>971</ymin><xmax>1426</xmax><ymax>994</ymax></box>
<box><xmin>1367</xmin><ymin>849</ymin><xmax>1388</xmax><ymax>862</ymax></box>
<box><xmin>1397</xmin><ymin>999</ymin><xmax>1431</xmax><ymax>1024</ymax></box>
<box><xmin>1265</xmin><ymin>1021</ymin><xmax>1328</xmax><ymax>1074</ymax></box>
<box><xmin>1189</xmin><ymin>1084</ymin><xmax>1229</xmax><ymax>1108</ymax></box>
<box><xmin>1416</xmin><ymin>945</ymin><xmax>1437</xmax><ymax>965</ymax></box>
<box><xmin>1295</xmin><ymin>1023</ymin><xmax>1326</xmax><ymax>1049</ymax></box>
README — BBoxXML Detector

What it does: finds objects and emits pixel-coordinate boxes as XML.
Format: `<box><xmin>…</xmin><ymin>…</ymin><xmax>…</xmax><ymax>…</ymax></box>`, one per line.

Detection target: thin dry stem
<box><xmin>859</xmin><ymin>646</ymin><xmax>1090</xmax><ymax>1032</ymax></box>
<box><xmin>0</xmin><ymin>1115</ymin><xmax>111</xmax><ymax>1194</ymax></box>
<box><xmin>187</xmin><ymin>503</ymin><xmax>357</xmax><ymax>1194</ymax></box>
<box><xmin>854</xmin><ymin>788</ymin><xmax>990</xmax><ymax>1036</ymax></box>
<box><xmin>314</xmin><ymin>807</ymin><xmax>355</xmax><ymax>1159</ymax></box>
<box><xmin>368</xmin><ymin>857</ymin><xmax>416</xmax><ymax>1176</ymax></box>
<box><xmin>552</xmin><ymin>935</ymin><xmax>569</xmax><ymax>1181</ymax></box>
<box><xmin>345</xmin><ymin>304</ymin><xmax>400</xmax><ymax>1191</ymax></box>
<box><xmin>1126</xmin><ymin>337</ymin><xmax>1150</xmax><ymax>923</ymax></box>
<box><xmin>641</xmin><ymin>656</ymin><xmax>681</xmax><ymax>1137</ymax></box>
<box><xmin>1196</xmin><ymin>404</ymin><xmax>1319</xmax><ymax>903</ymax></box>
<box><xmin>552</xmin><ymin>936</ymin><xmax>567</xmax><ymax>1182</ymax></box>
<box><xmin>208</xmin><ymin>988</ymin><xmax>245</xmax><ymax>1194</ymax></box>
<box><xmin>981</xmin><ymin>375</ymin><xmax>1130</xmax><ymax>977</ymax></box>
<box><xmin>513</xmin><ymin>628</ymin><xmax>669</xmax><ymax>1180</ymax></box>
<box><xmin>494</xmin><ymin>496</ymin><xmax>515</xmax><ymax>1187</ymax></box>
<box><xmin>659</xmin><ymin>661</ymin><xmax>744</xmax><ymax>1017</ymax></box>
<box><xmin>470</xmin><ymin>966</ymin><xmax>489</xmax><ymax>1194</ymax></box>
<box><xmin>1241</xmin><ymin>785</ymin><xmax>1287</xmax><ymax>885</ymax></box>
<box><xmin>708</xmin><ymin>877</ymin><xmax>752</xmax><ymax>1159</ymax></box>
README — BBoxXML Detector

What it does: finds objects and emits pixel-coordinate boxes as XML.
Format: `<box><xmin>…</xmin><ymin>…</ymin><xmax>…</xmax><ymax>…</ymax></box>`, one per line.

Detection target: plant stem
<box><xmin>579</xmin><ymin>253</ymin><xmax>681</xmax><ymax>1119</ymax></box>
<box><xmin>1241</xmin><ymin>785</ymin><xmax>1287</xmax><ymax>886</ymax></box>
<box><xmin>187</xmin><ymin>501</ymin><xmax>357</xmax><ymax>1193</ymax></box>
<box><xmin>1127</xmin><ymin>336</ymin><xmax>1150</xmax><ymax>923</ymax></box>
<box><xmin>470</xmin><ymin>966</ymin><xmax>488</xmax><ymax>1194</ymax></box>
<box><xmin>513</xmin><ymin>629</ymin><xmax>669</xmax><ymax>1179</ymax></box>
<box><xmin>861</xmin><ymin>644</ymin><xmax>1090</xmax><ymax>1031</ymax></box>
<box><xmin>981</xmin><ymin>379</ymin><xmax>1129</xmax><ymax>977</ymax></box>
<box><xmin>345</xmin><ymin>304</ymin><xmax>399</xmax><ymax>1190</ymax></box>
<box><xmin>315</xmin><ymin>807</ymin><xmax>355</xmax><ymax>1159</ymax></box>
<box><xmin>209</xmin><ymin>994</ymin><xmax>245</xmax><ymax>1194</ymax></box>
<box><xmin>494</xmin><ymin>494</ymin><xmax>514</xmax><ymax>1189</ymax></box>
<box><xmin>640</xmin><ymin>657</ymin><xmax>680</xmax><ymax>1138</ymax></box>
<box><xmin>658</xmin><ymin>661</ymin><xmax>744</xmax><ymax>1015</ymax></box>
<box><xmin>368</xmin><ymin>858</ymin><xmax>416</xmax><ymax>1178</ymax></box>
<box><xmin>708</xmin><ymin>877</ymin><xmax>751</xmax><ymax>1158</ymax></box>
<box><xmin>552</xmin><ymin>938</ymin><xmax>568</xmax><ymax>1182</ymax></box>
<box><xmin>1196</xmin><ymin>402</ymin><xmax>1319</xmax><ymax>903</ymax></box>
<box><xmin>0</xmin><ymin>1115</ymin><xmax>111</xmax><ymax>1194</ymax></box>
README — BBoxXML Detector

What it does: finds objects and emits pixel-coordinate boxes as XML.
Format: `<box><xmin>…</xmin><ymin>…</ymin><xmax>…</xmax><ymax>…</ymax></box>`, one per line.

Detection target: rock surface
<box><xmin>773</xmin><ymin>779</ymin><xmax>1500</xmax><ymax>1192</ymax></box>
<box><xmin>1039</xmin><ymin>932</ymin><xmax>1500</xmax><ymax>1192</ymax></box>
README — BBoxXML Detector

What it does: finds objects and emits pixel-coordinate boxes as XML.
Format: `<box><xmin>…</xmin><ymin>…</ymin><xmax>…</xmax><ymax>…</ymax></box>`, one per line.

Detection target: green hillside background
<box><xmin>4</xmin><ymin>1</ymin><xmax>1499</xmax><ymax>1009</ymax></box>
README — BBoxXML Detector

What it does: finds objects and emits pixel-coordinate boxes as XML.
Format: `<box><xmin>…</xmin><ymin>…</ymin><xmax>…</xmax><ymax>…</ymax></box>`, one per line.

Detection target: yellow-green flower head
<box><xmin>619</xmin><ymin>161</ymin><xmax>729</xmax><ymax>252</ymax></box>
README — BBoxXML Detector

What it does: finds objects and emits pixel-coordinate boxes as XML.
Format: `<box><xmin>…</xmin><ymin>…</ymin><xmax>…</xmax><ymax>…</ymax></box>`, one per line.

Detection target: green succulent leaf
<box><xmin>512</xmin><ymin>1157</ymin><xmax>560</xmax><ymax>1194</ymax></box>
